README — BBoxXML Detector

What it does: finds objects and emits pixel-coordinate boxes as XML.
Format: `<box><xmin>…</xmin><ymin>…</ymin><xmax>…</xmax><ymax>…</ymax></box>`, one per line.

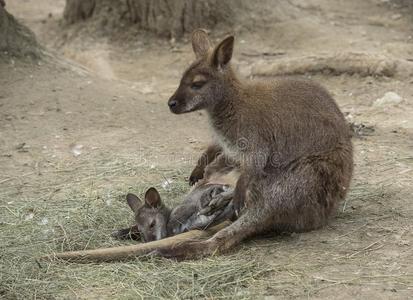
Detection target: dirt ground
<box><xmin>1</xmin><ymin>0</ymin><xmax>412</xmax><ymax>299</ymax></box>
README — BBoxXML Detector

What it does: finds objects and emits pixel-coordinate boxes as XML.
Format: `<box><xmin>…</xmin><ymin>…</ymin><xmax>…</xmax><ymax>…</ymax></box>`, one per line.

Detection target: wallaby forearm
<box><xmin>189</xmin><ymin>144</ymin><xmax>222</xmax><ymax>185</ymax></box>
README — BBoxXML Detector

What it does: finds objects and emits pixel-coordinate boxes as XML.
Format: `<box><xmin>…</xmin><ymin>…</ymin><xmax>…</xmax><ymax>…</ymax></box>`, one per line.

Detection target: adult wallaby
<box><xmin>160</xmin><ymin>29</ymin><xmax>354</xmax><ymax>259</ymax></box>
<box><xmin>112</xmin><ymin>163</ymin><xmax>239</xmax><ymax>242</ymax></box>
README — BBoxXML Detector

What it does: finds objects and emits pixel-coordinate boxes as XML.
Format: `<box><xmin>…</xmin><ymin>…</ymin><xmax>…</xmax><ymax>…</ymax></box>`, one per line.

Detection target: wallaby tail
<box><xmin>39</xmin><ymin>222</ymin><xmax>230</xmax><ymax>263</ymax></box>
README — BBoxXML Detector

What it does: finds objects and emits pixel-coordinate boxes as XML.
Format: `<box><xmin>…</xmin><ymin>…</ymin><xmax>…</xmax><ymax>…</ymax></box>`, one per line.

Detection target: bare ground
<box><xmin>0</xmin><ymin>0</ymin><xmax>412</xmax><ymax>299</ymax></box>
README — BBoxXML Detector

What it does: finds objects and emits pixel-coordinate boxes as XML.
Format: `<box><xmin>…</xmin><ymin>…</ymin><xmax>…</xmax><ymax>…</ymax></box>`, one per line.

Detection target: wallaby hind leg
<box><xmin>154</xmin><ymin>209</ymin><xmax>267</xmax><ymax>260</ymax></box>
<box><xmin>155</xmin><ymin>153</ymin><xmax>351</xmax><ymax>259</ymax></box>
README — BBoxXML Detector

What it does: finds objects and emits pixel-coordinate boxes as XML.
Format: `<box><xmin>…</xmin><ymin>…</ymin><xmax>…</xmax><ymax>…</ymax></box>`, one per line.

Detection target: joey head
<box><xmin>125</xmin><ymin>188</ymin><xmax>170</xmax><ymax>242</ymax></box>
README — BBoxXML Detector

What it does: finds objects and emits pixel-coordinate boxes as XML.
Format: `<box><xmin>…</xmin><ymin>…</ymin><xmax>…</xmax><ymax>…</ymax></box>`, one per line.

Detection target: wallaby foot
<box><xmin>206</xmin><ymin>200</ymin><xmax>237</xmax><ymax>226</ymax></box>
<box><xmin>199</xmin><ymin>187</ymin><xmax>234</xmax><ymax>216</ymax></box>
<box><xmin>154</xmin><ymin>213</ymin><xmax>259</xmax><ymax>260</ymax></box>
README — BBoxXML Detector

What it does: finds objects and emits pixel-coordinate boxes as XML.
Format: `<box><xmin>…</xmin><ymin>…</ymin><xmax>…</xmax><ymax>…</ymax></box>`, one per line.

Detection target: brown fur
<box><xmin>189</xmin><ymin>144</ymin><xmax>222</xmax><ymax>186</ymax></box>
<box><xmin>161</xmin><ymin>29</ymin><xmax>354</xmax><ymax>259</ymax></box>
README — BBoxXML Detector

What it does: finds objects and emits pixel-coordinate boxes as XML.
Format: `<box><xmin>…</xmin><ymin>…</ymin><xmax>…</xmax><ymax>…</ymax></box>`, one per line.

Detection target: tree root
<box><xmin>251</xmin><ymin>52</ymin><xmax>413</xmax><ymax>78</ymax></box>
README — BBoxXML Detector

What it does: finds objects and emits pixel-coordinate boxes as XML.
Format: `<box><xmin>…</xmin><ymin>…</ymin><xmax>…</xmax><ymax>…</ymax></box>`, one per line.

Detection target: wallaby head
<box><xmin>168</xmin><ymin>29</ymin><xmax>236</xmax><ymax>114</ymax></box>
<box><xmin>126</xmin><ymin>188</ymin><xmax>170</xmax><ymax>242</ymax></box>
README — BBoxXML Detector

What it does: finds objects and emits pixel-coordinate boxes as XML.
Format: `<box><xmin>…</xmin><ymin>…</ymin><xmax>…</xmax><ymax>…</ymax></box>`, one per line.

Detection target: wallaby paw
<box><xmin>111</xmin><ymin>228</ymin><xmax>132</xmax><ymax>240</ymax></box>
<box><xmin>189</xmin><ymin>176</ymin><xmax>198</xmax><ymax>186</ymax></box>
<box><xmin>199</xmin><ymin>195</ymin><xmax>230</xmax><ymax>217</ymax></box>
<box><xmin>199</xmin><ymin>188</ymin><xmax>234</xmax><ymax>216</ymax></box>
<box><xmin>111</xmin><ymin>227</ymin><xmax>141</xmax><ymax>241</ymax></box>
<box><xmin>189</xmin><ymin>168</ymin><xmax>204</xmax><ymax>186</ymax></box>
<box><xmin>210</xmin><ymin>194</ymin><xmax>231</xmax><ymax>209</ymax></box>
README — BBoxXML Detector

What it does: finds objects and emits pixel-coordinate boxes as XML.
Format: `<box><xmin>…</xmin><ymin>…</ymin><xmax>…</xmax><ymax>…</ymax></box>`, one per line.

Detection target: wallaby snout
<box><xmin>167</xmin><ymin>90</ymin><xmax>184</xmax><ymax>114</ymax></box>
<box><xmin>167</xmin><ymin>88</ymin><xmax>178</xmax><ymax>111</ymax></box>
<box><xmin>168</xmin><ymin>81</ymin><xmax>207</xmax><ymax>114</ymax></box>
<box><xmin>167</xmin><ymin>98</ymin><xmax>177</xmax><ymax>109</ymax></box>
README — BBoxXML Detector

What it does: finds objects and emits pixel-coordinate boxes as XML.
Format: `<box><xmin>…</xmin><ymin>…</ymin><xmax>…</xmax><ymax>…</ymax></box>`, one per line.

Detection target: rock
<box><xmin>349</xmin><ymin>122</ymin><xmax>375</xmax><ymax>138</ymax></box>
<box><xmin>373</xmin><ymin>92</ymin><xmax>403</xmax><ymax>107</ymax></box>
<box><xmin>161</xmin><ymin>178</ymin><xmax>173</xmax><ymax>190</ymax></box>
<box><xmin>70</xmin><ymin>143</ymin><xmax>84</xmax><ymax>157</ymax></box>
<box><xmin>15</xmin><ymin>142</ymin><xmax>29</xmax><ymax>152</ymax></box>
<box><xmin>141</xmin><ymin>85</ymin><xmax>154</xmax><ymax>95</ymax></box>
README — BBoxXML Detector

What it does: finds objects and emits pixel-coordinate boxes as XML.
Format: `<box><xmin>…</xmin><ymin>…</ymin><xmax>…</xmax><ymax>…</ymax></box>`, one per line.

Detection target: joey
<box><xmin>113</xmin><ymin>177</ymin><xmax>237</xmax><ymax>242</ymax></box>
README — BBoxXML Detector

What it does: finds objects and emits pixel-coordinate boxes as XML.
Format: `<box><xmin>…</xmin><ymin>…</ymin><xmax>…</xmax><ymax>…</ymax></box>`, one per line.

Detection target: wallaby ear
<box><xmin>126</xmin><ymin>193</ymin><xmax>142</xmax><ymax>213</ymax></box>
<box><xmin>211</xmin><ymin>35</ymin><xmax>234</xmax><ymax>69</ymax></box>
<box><xmin>192</xmin><ymin>29</ymin><xmax>211</xmax><ymax>58</ymax></box>
<box><xmin>144</xmin><ymin>187</ymin><xmax>162</xmax><ymax>208</ymax></box>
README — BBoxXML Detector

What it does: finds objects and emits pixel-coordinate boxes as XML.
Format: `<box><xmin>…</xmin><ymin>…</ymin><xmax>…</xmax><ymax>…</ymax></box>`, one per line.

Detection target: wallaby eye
<box><xmin>149</xmin><ymin>220</ymin><xmax>155</xmax><ymax>228</ymax></box>
<box><xmin>191</xmin><ymin>81</ymin><xmax>206</xmax><ymax>90</ymax></box>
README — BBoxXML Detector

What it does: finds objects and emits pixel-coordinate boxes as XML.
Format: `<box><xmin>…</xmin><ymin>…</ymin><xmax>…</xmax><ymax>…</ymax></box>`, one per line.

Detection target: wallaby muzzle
<box><xmin>168</xmin><ymin>88</ymin><xmax>189</xmax><ymax>114</ymax></box>
<box><xmin>168</xmin><ymin>96</ymin><xmax>184</xmax><ymax>114</ymax></box>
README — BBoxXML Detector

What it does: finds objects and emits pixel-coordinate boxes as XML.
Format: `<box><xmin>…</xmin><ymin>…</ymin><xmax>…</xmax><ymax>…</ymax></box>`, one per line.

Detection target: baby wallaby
<box><xmin>159</xmin><ymin>29</ymin><xmax>354</xmax><ymax>259</ymax></box>
<box><xmin>113</xmin><ymin>166</ymin><xmax>238</xmax><ymax>242</ymax></box>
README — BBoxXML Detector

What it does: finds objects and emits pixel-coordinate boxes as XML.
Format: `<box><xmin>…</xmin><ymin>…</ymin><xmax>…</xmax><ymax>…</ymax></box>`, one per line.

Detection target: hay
<box><xmin>1</xmin><ymin>152</ymin><xmax>412</xmax><ymax>298</ymax></box>
<box><xmin>0</xmin><ymin>155</ymin><xmax>271</xmax><ymax>299</ymax></box>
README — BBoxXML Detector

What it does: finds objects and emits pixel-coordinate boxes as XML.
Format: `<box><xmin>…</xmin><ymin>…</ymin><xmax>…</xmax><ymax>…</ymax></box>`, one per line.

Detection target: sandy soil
<box><xmin>1</xmin><ymin>0</ymin><xmax>412</xmax><ymax>299</ymax></box>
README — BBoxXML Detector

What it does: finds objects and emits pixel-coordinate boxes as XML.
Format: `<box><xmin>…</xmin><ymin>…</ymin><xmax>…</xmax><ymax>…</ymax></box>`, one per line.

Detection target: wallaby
<box><xmin>112</xmin><ymin>164</ymin><xmax>239</xmax><ymax>242</ymax></box>
<box><xmin>159</xmin><ymin>29</ymin><xmax>354</xmax><ymax>259</ymax></box>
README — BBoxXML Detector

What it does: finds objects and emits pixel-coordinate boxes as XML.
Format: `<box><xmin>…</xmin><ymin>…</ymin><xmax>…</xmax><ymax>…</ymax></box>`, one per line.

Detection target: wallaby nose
<box><xmin>168</xmin><ymin>99</ymin><xmax>177</xmax><ymax>108</ymax></box>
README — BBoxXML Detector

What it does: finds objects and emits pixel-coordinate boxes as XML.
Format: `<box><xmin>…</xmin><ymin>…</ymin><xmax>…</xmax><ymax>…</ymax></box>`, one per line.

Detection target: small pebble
<box><xmin>373</xmin><ymin>92</ymin><xmax>403</xmax><ymax>107</ymax></box>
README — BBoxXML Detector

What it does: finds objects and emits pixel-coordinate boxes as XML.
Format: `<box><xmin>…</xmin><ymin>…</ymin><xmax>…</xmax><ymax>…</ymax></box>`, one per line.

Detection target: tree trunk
<box><xmin>63</xmin><ymin>0</ymin><xmax>235</xmax><ymax>39</ymax></box>
<box><xmin>0</xmin><ymin>2</ymin><xmax>41</xmax><ymax>58</ymax></box>
<box><xmin>63</xmin><ymin>0</ymin><xmax>96</xmax><ymax>24</ymax></box>
<box><xmin>126</xmin><ymin>0</ymin><xmax>233</xmax><ymax>38</ymax></box>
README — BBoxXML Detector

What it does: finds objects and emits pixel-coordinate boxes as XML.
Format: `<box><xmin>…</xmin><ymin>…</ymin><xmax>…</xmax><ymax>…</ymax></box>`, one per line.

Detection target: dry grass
<box><xmin>0</xmin><ymin>155</ymin><xmax>271</xmax><ymax>299</ymax></box>
<box><xmin>1</xmin><ymin>153</ymin><xmax>412</xmax><ymax>299</ymax></box>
